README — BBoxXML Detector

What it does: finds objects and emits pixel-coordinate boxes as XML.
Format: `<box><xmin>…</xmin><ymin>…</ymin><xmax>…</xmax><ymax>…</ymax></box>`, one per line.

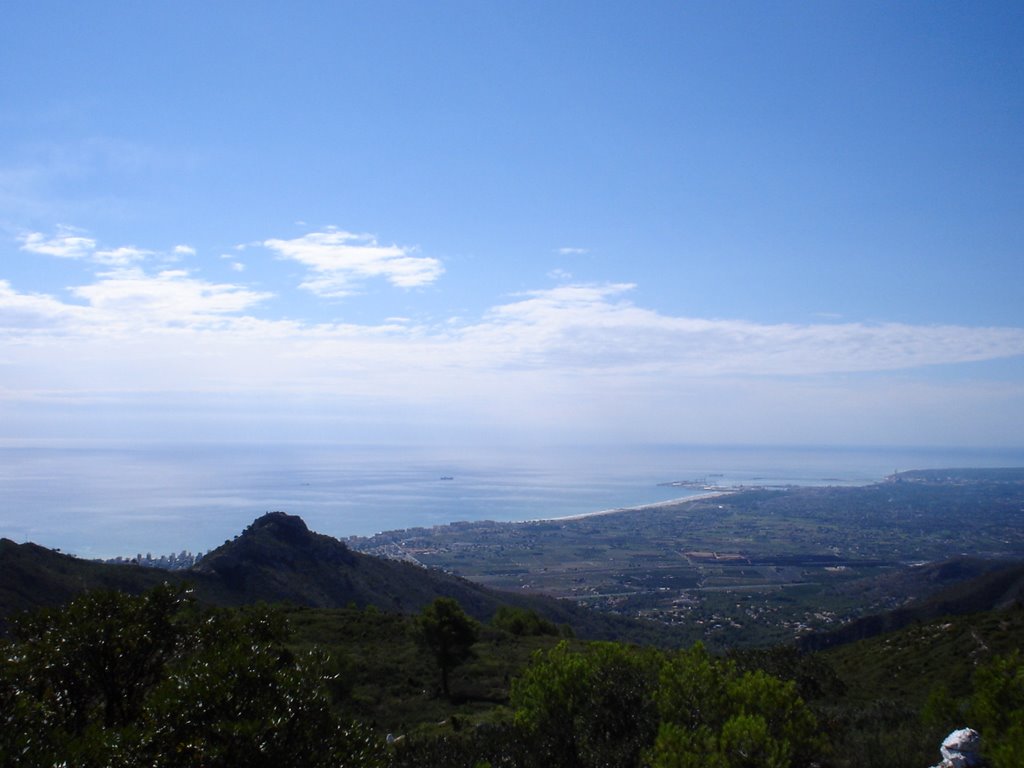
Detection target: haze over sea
<box><xmin>3</xmin><ymin>442</ymin><xmax>1022</xmax><ymax>559</ymax></box>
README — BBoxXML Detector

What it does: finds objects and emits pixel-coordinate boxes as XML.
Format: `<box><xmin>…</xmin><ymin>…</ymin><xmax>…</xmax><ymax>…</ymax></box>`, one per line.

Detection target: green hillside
<box><xmin>0</xmin><ymin>512</ymin><xmax>680</xmax><ymax>646</ymax></box>
<box><xmin>3</xmin><ymin>494</ymin><xmax>1023</xmax><ymax>766</ymax></box>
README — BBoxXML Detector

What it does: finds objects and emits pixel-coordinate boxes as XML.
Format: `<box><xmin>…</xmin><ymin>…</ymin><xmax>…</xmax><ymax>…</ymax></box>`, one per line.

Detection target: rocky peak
<box><xmin>246</xmin><ymin>511</ymin><xmax>312</xmax><ymax>544</ymax></box>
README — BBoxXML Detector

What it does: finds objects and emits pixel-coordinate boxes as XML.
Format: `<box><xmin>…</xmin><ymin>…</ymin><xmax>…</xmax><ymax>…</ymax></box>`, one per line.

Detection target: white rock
<box><xmin>935</xmin><ymin>727</ymin><xmax>982</xmax><ymax>768</ymax></box>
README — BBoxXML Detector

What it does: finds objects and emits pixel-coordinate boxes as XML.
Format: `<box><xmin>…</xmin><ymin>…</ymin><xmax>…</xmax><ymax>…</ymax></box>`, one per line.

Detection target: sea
<box><xmin>2</xmin><ymin>442</ymin><xmax>1023</xmax><ymax>559</ymax></box>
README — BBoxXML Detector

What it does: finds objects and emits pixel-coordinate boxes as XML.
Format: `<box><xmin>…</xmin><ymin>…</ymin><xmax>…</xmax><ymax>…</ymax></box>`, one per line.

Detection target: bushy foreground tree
<box><xmin>491</xmin><ymin>606</ymin><xmax>560</xmax><ymax>637</ymax></box>
<box><xmin>416</xmin><ymin>597</ymin><xmax>479</xmax><ymax>699</ymax></box>
<box><xmin>512</xmin><ymin>641</ymin><xmax>661</xmax><ymax>768</ymax></box>
<box><xmin>970</xmin><ymin>650</ymin><xmax>1024</xmax><ymax>768</ymax></box>
<box><xmin>509</xmin><ymin>641</ymin><xmax>825</xmax><ymax>768</ymax></box>
<box><xmin>651</xmin><ymin>644</ymin><xmax>824</xmax><ymax>768</ymax></box>
<box><xmin>0</xmin><ymin>584</ymin><xmax>381</xmax><ymax>767</ymax></box>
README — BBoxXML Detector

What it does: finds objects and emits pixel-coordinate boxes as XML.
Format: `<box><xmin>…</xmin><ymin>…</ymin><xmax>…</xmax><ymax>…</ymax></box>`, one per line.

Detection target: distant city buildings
<box><xmin>101</xmin><ymin>550</ymin><xmax>205</xmax><ymax>570</ymax></box>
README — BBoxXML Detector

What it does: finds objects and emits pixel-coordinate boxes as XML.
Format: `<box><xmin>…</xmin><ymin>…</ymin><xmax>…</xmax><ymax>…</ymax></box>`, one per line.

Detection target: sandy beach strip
<box><xmin>527</xmin><ymin>490</ymin><xmax>733</xmax><ymax>524</ymax></box>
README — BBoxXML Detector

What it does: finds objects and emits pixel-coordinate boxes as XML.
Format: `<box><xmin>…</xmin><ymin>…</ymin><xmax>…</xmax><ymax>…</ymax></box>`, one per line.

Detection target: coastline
<box><xmin>528</xmin><ymin>490</ymin><xmax>733</xmax><ymax>524</ymax></box>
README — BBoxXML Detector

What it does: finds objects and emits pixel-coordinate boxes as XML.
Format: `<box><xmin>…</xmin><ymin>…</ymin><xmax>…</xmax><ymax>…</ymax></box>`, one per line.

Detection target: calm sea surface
<box><xmin>2</xmin><ymin>442</ymin><xmax>1022</xmax><ymax>558</ymax></box>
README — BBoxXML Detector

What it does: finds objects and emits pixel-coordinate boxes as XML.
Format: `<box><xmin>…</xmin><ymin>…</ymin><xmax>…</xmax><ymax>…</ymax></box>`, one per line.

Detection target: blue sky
<box><xmin>2</xmin><ymin>1</ymin><xmax>1023</xmax><ymax>449</ymax></box>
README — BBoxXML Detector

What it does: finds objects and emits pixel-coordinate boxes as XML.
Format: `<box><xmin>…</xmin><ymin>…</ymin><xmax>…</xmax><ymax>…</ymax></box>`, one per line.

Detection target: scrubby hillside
<box><xmin>1</xmin><ymin>512</ymin><xmax>680</xmax><ymax>645</ymax></box>
<box><xmin>798</xmin><ymin>559</ymin><xmax>1024</xmax><ymax>651</ymax></box>
<box><xmin>0</xmin><ymin>538</ymin><xmax>173</xmax><ymax>631</ymax></box>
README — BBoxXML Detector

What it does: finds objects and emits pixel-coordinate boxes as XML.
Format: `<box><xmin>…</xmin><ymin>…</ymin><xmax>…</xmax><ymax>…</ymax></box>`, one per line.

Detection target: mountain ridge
<box><xmin>0</xmin><ymin>511</ymin><xmax>678</xmax><ymax>645</ymax></box>
<box><xmin>797</xmin><ymin>558</ymin><xmax>1024</xmax><ymax>651</ymax></box>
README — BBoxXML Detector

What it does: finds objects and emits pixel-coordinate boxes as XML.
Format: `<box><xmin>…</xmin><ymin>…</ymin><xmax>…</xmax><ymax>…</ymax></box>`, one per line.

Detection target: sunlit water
<box><xmin>1</xmin><ymin>442</ymin><xmax>1022</xmax><ymax>558</ymax></box>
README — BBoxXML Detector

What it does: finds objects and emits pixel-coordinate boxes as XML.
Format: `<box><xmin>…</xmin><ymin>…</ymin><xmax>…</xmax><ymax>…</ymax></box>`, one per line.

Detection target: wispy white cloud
<box><xmin>264</xmin><ymin>227</ymin><xmax>443</xmax><ymax>297</ymax></box>
<box><xmin>16</xmin><ymin>227</ymin><xmax>182</xmax><ymax>268</ymax></box>
<box><xmin>468</xmin><ymin>283</ymin><xmax>1024</xmax><ymax>376</ymax></box>
<box><xmin>0</xmin><ymin>280</ymin><xmax>89</xmax><ymax>331</ymax></box>
<box><xmin>93</xmin><ymin>246</ymin><xmax>151</xmax><ymax>266</ymax></box>
<box><xmin>68</xmin><ymin>268</ymin><xmax>273</xmax><ymax>329</ymax></box>
<box><xmin>19</xmin><ymin>227</ymin><xmax>152</xmax><ymax>267</ymax></box>
<box><xmin>2</xmin><ymin>276</ymin><xmax>1021</xmax><ymax>384</ymax></box>
<box><xmin>3</xmin><ymin>223</ymin><xmax>1024</xmax><ymax>445</ymax></box>
<box><xmin>19</xmin><ymin>227</ymin><xmax>96</xmax><ymax>259</ymax></box>
<box><xmin>557</xmin><ymin>246</ymin><xmax>589</xmax><ymax>255</ymax></box>
<box><xmin>0</xmin><ymin>269</ymin><xmax>272</xmax><ymax>340</ymax></box>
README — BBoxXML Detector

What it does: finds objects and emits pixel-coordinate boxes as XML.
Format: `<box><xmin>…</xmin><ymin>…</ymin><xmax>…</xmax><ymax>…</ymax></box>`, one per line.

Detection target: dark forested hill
<box><xmin>0</xmin><ymin>538</ymin><xmax>175</xmax><ymax>631</ymax></box>
<box><xmin>0</xmin><ymin>512</ymin><xmax>680</xmax><ymax>645</ymax></box>
<box><xmin>797</xmin><ymin>558</ymin><xmax>1024</xmax><ymax>651</ymax></box>
<box><xmin>191</xmin><ymin>511</ymin><xmax>679</xmax><ymax>642</ymax></box>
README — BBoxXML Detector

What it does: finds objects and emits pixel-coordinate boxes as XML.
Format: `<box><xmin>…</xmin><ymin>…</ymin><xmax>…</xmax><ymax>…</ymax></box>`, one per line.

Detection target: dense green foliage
<box><xmin>505</xmin><ymin>641</ymin><xmax>825</xmax><ymax>768</ymax></box>
<box><xmin>490</xmin><ymin>605</ymin><xmax>560</xmax><ymax>637</ymax></box>
<box><xmin>3</xmin><ymin>582</ymin><xmax>1022</xmax><ymax>767</ymax></box>
<box><xmin>652</xmin><ymin>644</ymin><xmax>824</xmax><ymax>767</ymax></box>
<box><xmin>817</xmin><ymin>605</ymin><xmax>1024</xmax><ymax>768</ymax></box>
<box><xmin>0</xmin><ymin>584</ymin><xmax>381</xmax><ymax>767</ymax></box>
<box><xmin>970</xmin><ymin>651</ymin><xmax>1024</xmax><ymax>768</ymax></box>
<box><xmin>388</xmin><ymin>641</ymin><xmax>826</xmax><ymax>767</ymax></box>
<box><xmin>417</xmin><ymin>597</ymin><xmax>481</xmax><ymax>699</ymax></box>
<box><xmin>512</xmin><ymin>641</ymin><xmax>662</xmax><ymax>767</ymax></box>
<box><xmin>0</xmin><ymin>586</ymin><xmax>829</xmax><ymax>767</ymax></box>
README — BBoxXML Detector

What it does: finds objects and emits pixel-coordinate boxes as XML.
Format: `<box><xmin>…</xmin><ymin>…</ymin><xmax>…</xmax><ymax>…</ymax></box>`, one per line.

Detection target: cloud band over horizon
<box><xmin>2</xmin><ymin>225</ymin><xmax>1024</xmax><ymax>447</ymax></box>
<box><xmin>2</xmin><ymin>224</ymin><xmax>1023</xmax><ymax>448</ymax></box>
